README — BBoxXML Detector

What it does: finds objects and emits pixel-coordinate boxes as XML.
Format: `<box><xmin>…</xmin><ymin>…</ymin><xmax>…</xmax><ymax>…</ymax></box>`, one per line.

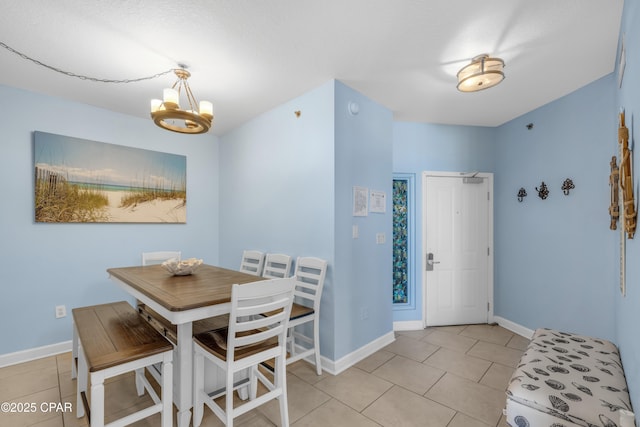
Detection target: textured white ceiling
<box><xmin>0</xmin><ymin>0</ymin><xmax>624</xmax><ymax>135</ymax></box>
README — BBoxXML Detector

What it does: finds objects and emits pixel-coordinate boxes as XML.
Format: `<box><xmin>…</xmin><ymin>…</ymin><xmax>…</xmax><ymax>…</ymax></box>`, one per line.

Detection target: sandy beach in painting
<box><xmin>103</xmin><ymin>190</ymin><xmax>186</xmax><ymax>223</ymax></box>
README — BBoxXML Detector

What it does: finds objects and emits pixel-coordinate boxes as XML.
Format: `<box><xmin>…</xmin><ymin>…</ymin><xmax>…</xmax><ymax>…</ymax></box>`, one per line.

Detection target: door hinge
<box><xmin>487</xmin><ymin>302</ymin><xmax>490</xmax><ymax>311</ymax></box>
<box><xmin>487</xmin><ymin>247</ymin><xmax>490</xmax><ymax>256</ymax></box>
<box><xmin>487</xmin><ymin>191</ymin><xmax>490</xmax><ymax>201</ymax></box>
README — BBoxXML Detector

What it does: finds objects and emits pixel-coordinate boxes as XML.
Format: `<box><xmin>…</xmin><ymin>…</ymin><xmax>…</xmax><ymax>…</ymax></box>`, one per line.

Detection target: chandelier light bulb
<box><xmin>163</xmin><ymin>88</ymin><xmax>179</xmax><ymax>109</ymax></box>
<box><xmin>150</xmin><ymin>99</ymin><xmax>162</xmax><ymax>113</ymax></box>
<box><xmin>199</xmin><ymin>101</ymin><xmax>213</xmax><ymax>119</ymax></box>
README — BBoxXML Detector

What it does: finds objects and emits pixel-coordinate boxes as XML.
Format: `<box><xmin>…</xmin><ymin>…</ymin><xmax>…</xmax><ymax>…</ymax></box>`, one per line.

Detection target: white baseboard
<box><xmin>493</xmin><ymin>316</ymin><xmax>534</xmax><ymax>339</ymax></box>
<box><xmin>393</xmin><ymin>317</ymin><xmax>534</xmax><ymax>339</ymax></box>
<box><xmin>319</xmin><ymin>330</ymin><xmax>396</xmax><ymax>376</ymax></box>
<box><xmin>393</xmin><ymin>320</ymin><xmax>423</xmax><ymax>331</ymax></box>
<box><xmin>4</xmin><ymin>332</ymin><xmax>396</xmax><ymax>377</ymax></box>
<box><xmin>0</xmin><ymin>341</ymin><xmax>72</xmax><ymax>368</ymax></box>
<box><xmin>1</xmin><ymin>318</ymin><xmax>528</xmax><ymax>371</ymax></box>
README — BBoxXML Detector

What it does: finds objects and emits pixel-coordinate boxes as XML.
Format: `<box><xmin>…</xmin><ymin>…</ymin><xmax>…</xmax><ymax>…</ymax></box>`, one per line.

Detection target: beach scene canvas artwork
<box><xmin>34</xmin><ymin>132</ymin><xmax>186</xmax><ymax>223</ymax></box>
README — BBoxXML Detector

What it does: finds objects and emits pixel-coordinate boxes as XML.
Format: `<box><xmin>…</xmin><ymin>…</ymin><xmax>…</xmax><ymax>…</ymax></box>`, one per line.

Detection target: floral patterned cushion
<box><xmin>506</xmin><ymin>328</ymin><xmax>634</xmax><ymax>427</ymax></box>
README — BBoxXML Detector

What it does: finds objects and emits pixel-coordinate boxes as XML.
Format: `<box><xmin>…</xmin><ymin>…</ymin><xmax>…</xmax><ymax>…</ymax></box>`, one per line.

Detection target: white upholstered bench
<box><xmin>506</xmin><ymin>328</ymin><xmax>634</xmax><ymax>427</ymax></box>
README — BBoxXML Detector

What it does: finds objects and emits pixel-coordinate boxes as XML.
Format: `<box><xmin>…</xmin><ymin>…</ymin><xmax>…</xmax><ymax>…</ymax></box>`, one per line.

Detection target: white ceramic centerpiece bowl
<box><xmin>161</xmin><ymin>258</ymin><xmax>203</xmax><ymax>276</ymax></box>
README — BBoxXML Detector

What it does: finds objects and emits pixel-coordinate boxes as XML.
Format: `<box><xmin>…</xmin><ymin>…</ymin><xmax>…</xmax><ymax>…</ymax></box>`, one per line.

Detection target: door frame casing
<box><xmin>421</xmin><ymin>171</ymin><xmax>494</xmax><ymax>328</ymax></box>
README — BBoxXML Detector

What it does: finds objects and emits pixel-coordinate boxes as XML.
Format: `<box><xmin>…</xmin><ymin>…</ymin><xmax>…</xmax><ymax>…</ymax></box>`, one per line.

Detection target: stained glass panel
<box><xmin>393</xmin><ymin>179</ymin><xmax>409</xmax><ymax>304</ymax></box>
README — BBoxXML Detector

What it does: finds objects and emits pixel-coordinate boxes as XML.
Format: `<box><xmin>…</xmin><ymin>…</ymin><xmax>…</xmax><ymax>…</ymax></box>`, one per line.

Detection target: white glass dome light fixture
<box><xmin>456</xmin><ymin>54</ymin><xmax>505</xmax><ymax>92</ymax></box>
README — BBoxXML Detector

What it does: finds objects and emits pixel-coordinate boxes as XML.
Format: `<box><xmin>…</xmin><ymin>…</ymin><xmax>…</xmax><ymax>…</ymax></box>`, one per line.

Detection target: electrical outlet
<box><xmin>352</xmin><ymin>225</ymin><xmax>359</xmax><ymax>239</ymax></box>
<box><xmin>376</xmin><ymin>232</ymin><xmax>385</xmax><ymax>244</ymax></box>
<box><xmin>360</xmin><ymin>307</ymin><xmax>369</xmax><ymax>320</ymax></box>
<box><xmin>55</xmin><ymin>305</ymin><xmax>66</xmax><ymax>319</ymax></box>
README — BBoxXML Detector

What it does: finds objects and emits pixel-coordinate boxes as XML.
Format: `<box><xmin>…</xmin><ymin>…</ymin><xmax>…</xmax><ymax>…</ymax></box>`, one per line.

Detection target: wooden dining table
<box><xmin>107</xmin><ymin>263</ymin><xmax>264</xmax><ymax>427</ymax></box>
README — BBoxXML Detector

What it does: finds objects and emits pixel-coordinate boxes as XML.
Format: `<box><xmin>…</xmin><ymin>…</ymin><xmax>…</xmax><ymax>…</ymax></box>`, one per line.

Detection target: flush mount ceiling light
<box><xmin>456</xmin><ymin>54</ymin><xmax>505</xmax><ymax>92</ymax></box>
<box><xmin>150</xmin><ymin>67</ymin><xmax>213</xmax><ymax>134</ymax></box>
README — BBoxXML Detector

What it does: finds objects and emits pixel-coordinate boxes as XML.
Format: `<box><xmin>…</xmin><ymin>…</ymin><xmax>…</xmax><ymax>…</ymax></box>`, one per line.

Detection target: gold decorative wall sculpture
<box><xmin>618</xmin><ymin>111</ymin><xmax>636</xmax><ymax>239</ymax></box>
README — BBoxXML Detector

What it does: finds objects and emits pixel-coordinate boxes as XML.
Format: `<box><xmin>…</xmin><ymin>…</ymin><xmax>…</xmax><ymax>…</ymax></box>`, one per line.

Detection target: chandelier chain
<box><xmin>0</xmin><ymin>41</ymin><xmax>174</xmax><ymax>83</ymax></box>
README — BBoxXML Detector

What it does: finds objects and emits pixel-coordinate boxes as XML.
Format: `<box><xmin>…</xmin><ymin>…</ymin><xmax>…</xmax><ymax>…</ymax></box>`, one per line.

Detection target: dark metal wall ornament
<box><xmin>561</xmin><ymin>178</ymin><xmax>575</xmax><ymax>195</ymax></box>
<box><xmin>517</xmin><ymin>188</ymin><xmax>527</xmax><ymax>202</ymax></box>
<box><xmin>536</xmin><ymin>182</ymin><xmax>549</xmax><ymax>200</ymax></box>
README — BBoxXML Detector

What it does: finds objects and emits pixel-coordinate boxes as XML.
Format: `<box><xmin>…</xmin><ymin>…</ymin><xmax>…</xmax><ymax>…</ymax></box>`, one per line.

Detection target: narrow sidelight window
<box><xmin>393</xmin><ymin>177</ymin><xmax>411</xmax><ymax>305</ymax></box>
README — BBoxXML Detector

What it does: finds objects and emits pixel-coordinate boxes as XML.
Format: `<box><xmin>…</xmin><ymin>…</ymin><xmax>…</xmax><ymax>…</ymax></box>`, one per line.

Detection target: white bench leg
<box><xmin>161</xmin><ymin>352</ymin><xmax>173</xmax><ymax>427</ymax></box>
<box><xmin>90</xmin><ymin>371</ymin><xmax>105</xmax><ymax>427</ymax></box>
<box><xmin>135</xmin><ymin>368</ymin><xmax>145</xmax><ymax>396</ymax></box>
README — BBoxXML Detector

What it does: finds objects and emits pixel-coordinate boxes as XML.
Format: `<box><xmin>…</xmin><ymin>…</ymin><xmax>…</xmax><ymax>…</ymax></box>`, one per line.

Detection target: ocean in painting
<box><xmin>69</xmin><ymin>182</ymin><xmax>178</xmax><ymax>193</ymax></box>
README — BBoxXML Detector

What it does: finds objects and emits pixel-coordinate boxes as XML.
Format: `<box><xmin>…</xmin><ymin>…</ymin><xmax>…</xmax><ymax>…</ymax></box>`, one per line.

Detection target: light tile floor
<box><xmin>0</xmin><ymin>324</ymin><xmax>528</xmax><ymax>426</ymax></box>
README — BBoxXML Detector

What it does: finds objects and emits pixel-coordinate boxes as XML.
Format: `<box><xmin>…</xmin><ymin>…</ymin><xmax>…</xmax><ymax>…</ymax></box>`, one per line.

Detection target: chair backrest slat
<box><xmin>235</xmin><ymin>312</ymin><xmax>287</xmax><ymax>334</ymax></box>
<box><xmin>237</xmin><ymin>297</ymin><xmax>290</xmax><ymax>318</ymax></box>
<box><xmin>239</xmin><ymin>250</ymin><xmax>265</xmax><ymax>276</ymax></box>
<box><xmin>292</xmin><ymin>257</ymin><xmax>328</xmax><ymax>310</ymax></box>
<box><xmin>262</xmin><ymin>253</ymin><xmax>293</xmax><ymax>279</ymax></box>
<box><xmin>234</xmin><ymin>325</ymin><xmax>284</xmax><ymax>347</ymax></box>
<box><xmin>226</xmin><ymin>278</ymin><xmax>295</xmax><ymax>361</ymax></box>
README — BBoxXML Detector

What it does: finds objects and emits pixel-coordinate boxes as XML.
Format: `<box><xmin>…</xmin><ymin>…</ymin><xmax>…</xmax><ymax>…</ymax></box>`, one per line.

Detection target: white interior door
<box><xmin>423</xmin><ymin>172</ymin><xmax>493</xmax><ymax>327</ymax></box>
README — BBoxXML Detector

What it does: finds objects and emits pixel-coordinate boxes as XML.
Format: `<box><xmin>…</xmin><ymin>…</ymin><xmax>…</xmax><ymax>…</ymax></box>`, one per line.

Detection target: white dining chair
<box><xmin>239</xmin><ymin>250</ymin><xmax>265</xmax><ymax>276</ymax></box>
<box><xmin>286</xmin><ymin>257</ymin><xmax>328</xmax><ymax>375</ymax></box>
<box><xmin>142</xmin><ymin>250</ymin><xmax>181</xmax><ymax>266</ymax></box>
<box><xmin>192</xmin><ymin>278</ymin><xmax>295</xmax><ymax>427</ymax></box>
<box><xmin>262</xmin><ymin>253</ymin><xmax>293</xmax><ymax>279</ymax></box>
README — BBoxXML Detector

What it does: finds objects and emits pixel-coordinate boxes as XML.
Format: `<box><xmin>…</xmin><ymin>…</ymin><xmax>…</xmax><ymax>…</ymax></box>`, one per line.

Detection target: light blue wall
<box><xmin>218</xmin><ymin>81</ymin><xmax>335</xmax><ymax>268</ymax></box>
<box><xmin>218</xmin><ymin>81</ymin><xmax>337</xmax><ymax>357</ymax></box>
<box><xmin>392</xmin><ymin>77</ymin><xmax>618</xmax><ymax>339</ymax></box>
<box><xmin>0</xmin><ymin>84</ymin><xmax>219</xmax><ymax>355</ymax></box>
<box><xmin>219</xmin><ymin>80</ymin><xmax>394</xmax><ymax>361</ymax></box>
<box><xmin>391</xmin><ymin>123</ymin><xmax>495</xmax><ymax>321</ymax></box>
<box><xmin>493</xmin><ymin>75</ymin><xmax>617</xmax><ymax>341</ymax></box>
<box><xmin>334</xmin><ymin>81</ymin><xmax>393</xmax><ymax>359</ymax></box>
<box><xmin>614</xmin><ymin>0</ymin><xmax>640</xmax><ymax>414</ymax></box>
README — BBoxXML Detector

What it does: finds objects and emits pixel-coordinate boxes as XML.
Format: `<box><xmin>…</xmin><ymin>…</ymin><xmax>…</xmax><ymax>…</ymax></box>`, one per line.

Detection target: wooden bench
<box><xmin>72</xmin><ymin>301</ymin><xmax>174</xmax><ymax>427</ymax></box>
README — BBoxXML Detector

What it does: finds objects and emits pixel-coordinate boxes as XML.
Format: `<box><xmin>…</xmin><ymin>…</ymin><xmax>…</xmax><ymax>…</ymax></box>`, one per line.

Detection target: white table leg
<box><xmin>71</xmin><ymin>322</ymin><xmax>78</xmax><ymax>379</ymax></box>
<box><xmin>176</xmin><ymin>322</ymin><xmax>193</xmax><ymax>427</ymax></box>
